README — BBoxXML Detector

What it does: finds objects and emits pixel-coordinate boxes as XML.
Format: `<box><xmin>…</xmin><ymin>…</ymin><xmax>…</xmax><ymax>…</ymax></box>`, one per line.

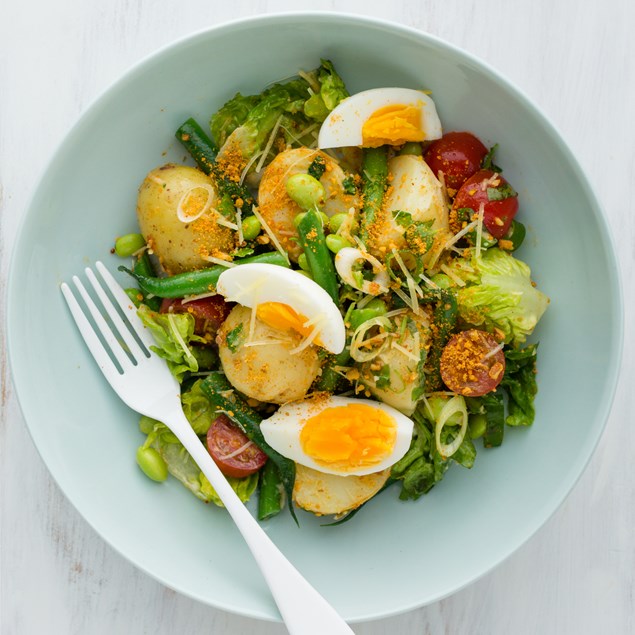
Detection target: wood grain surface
<box><xmin>2</xmin><ymin>1</ymin><xmax>633</xmax><ymax>633</ymax></box>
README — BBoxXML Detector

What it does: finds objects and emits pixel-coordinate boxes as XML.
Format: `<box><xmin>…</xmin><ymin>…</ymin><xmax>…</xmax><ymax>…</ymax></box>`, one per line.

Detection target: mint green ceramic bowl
<box><xmin>7</xmin><ymin>13</ymin><xmax>622</xmax><ymax>623</ymax></box>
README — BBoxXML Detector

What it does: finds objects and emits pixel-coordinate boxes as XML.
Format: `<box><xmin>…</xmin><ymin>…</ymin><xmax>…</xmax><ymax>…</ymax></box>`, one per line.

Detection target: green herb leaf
<box><xmin>226</xmin><ymin>323</ymin><xmax>245</xmax><ymax>353</ymax></box>
<box><xmin>375</xmin><ymin>364</ymin><xmax>391</xmax><ymax>390</ymax></box>
<box><xmin>487</xmin><ymin>183</ymin><xmax>517</xmax><ymax>201</ymax></box>
<box><xmin>501</xmin><ymin>344</ymin><xmax>539</xmax><ymax>426</ymax></box>
<box><xmin>481</xmin><ymin>143</ymin><xmax>502</xmax><ymax>172</ymax></box>
<box><xmin>308</xmin><ymin>155</ymin><xmax>326</xmax><ymax>180</ymax></box>
<box><xmin>342</xmin><ymin>175</ymin><xmax>357</xmax><ymax>195</ymax></box>
<box><xmin>391</xmin><ymin>209</ymin><xmax>412</xmax><ymax>228</ymax></box>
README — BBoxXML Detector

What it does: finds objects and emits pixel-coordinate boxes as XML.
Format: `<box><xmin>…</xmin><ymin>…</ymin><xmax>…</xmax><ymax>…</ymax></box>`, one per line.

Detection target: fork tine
<box><xmin>95</xmin><ymin>261</ymin><xmax>157</xmax><ymax>350</ymax></box>
<box><xmin>61</xmin><ymin>282</ymin><xmax>122</xmax><ymax>385</ymax></box>
<box><xmin>85</xmin><ymin>267</ymin><xmax>149</xmax><ymax>362</ymax></box>
<box><xmin>71</xmin><ymin>275</ymin><xmax>133</xmax><ymax>372</ymax></box>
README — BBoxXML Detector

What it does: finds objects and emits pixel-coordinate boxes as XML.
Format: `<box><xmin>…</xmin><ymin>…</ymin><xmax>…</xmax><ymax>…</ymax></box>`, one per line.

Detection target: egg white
<box><xmin>215</xmin><ymin>263</ymin><xmax>346</xmax><ymax>354</ymax></box>
<box><xmin>260</xmin><ymin>395</ymin><xmax>414</xmax><ymax>476</ymax></box>
<box><xmin>318</xmin><ymin>87</ymin><xmax>443</xmax><ymax>149</ymax></box>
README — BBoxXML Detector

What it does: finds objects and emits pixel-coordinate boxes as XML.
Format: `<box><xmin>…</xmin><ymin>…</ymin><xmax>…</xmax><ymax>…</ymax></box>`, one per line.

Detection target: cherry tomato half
<box><xmin>160</xmin><ymin>295</ymin><xmax>231</xmax><ymax>336</ymax></box>
<box><xmin>440</xmin><ymin>329</ymin><xmax>505</xmax><ymax>397</ymax></box>
<box><xmin>206</xmin><ymin>414</ymin><xmax>267</xmax><ymax>478</ymax></box>
<box><xmin>424</xmin><ymin>132</ymin><xmax>488</xmax><ymax>191</ymax></box>
<box><xmin>452</xmin><ymin>169</ymin><xmax>519</xmax><ymax>239</ymax></box>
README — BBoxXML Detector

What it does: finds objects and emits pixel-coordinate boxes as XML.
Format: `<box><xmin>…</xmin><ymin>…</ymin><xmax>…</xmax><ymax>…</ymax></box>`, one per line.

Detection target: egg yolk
<box><xmin>361</xmin><ymin>104</ymin><xmax>425</xmax><ymax>148</ymax></box>
<box><xmin>256</xmin><ymin>302</ymin><xmax>323</xmax><ymax>345</ymax></box>
<box><xmin>299</xmin><ymin>404</ymin><xmax>397</xmax><ymax>472</ymax></box>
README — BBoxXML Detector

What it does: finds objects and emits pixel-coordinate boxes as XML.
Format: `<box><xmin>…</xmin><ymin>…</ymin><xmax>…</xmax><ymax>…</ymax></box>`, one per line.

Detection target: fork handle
<box><xmin>163</xmin><ymin>406</ymin><xmax>355</xmax><ymax>635</ymax></box>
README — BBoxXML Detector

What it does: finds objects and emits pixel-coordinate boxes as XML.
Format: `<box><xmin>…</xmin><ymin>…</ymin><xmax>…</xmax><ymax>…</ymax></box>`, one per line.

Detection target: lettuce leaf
<box><xmin>147</xmin><ymin>422</ymin><xmax>258</xmax><ymax>507</ymax></box>
<box><xmin>447</xmin><ymin>248</ymin><xmax>549</xmax><ymax>346</ymax></box>
<box><xmin>211</xmin><ymin>59</ymin><xmax>348</xmax><ymax>162</ymax></box>
<box><xmin>137</xmin><ymin>304</ymin><xmax>205</xmax><ymax>382</ymax></box>
<box><xmin>181</xmin><ymin>379</ymin><xmax>217</xmax><ymax>435</ymax></box>
<box><xmin>502</xmin><ymin>344</ymin><xmax>539</xmax><ymax>426</ymax></box>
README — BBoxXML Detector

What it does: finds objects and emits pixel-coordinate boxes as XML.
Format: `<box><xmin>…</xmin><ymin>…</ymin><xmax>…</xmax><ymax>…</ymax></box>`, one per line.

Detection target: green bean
<box><xmin>124</xmin><ymin>288</ymin><xmax>144</xmax><ymax>307</ymax></box>
<box><xmin>257</xmin><ymin>460</ymin><xmax>283</xmax><ymax>521</ymax></box>
<box><xmin>399</xmin><ymin>142</ymin><xmax>423</xmax><ymax>156</ymax></box>
<box><xmin>120</xmin><ymin>251</ymin><xmax>289</xmax><ymax>299</ymax></box>
<box><xmin>314</xmin><ymin>349</ymin><xmax>351</xmax><ymax>393</ymax></box>
<box><xmin>200</xmin><ymin>372</ymin><xmax>298</xmax><ymax>524</ymax></box>
<box><xmin>296</xmin><ymin>209</ymin><xmax>339</xmax><ymax>304</ymax></box>
<box><xmin>285</xmin><ymin>173</ymin><xmax>325</xmax><ymax>210</ymax></box>
<box><xmin>328</xmin><ymin>213</ymin><xmax>348</xmax><ymax>234</ymax></box>
<box><xmin>360</xmin><ymin>146</ymin><xmax>388</xmax><ymax>245</ymax></box>
<box><xmin>175</xmin><ymin>118</ymin><xmax>218</xmax><ymax>175</ymax></box>
<box><xmin>241</xmin><ymin>215</ymin><xmax>261</xmax><ymax>240</ymax></box>
<box><xmin>176</xmin><ymin>116</ymin><xmax>254</xmax><ymax>214</ymax></box>
<box><xmin>114</xmin><ymin>233</ymin><xmax>145</xmax><ymax>258</ymax></box>
<box><xmin>468</xmin><ymin>413</ymin><xmax>488</xmax><ymax>439</ymax></box>
<box><xmin>417</xmin><ymin>288</ymin><xmax>458</xmax><ymax>392</ymax></box>
<box><xmin>136</xmin><ymin>446</ymin><xmax>168</xmax><ymax>482</ymax></box>
<box><xmin>349</xmin><ymin>299</ymin><xmax>387</xmax><ymax>331</ymax></box>
<box><xmin>325</xmin><ymin>234</ymin><xmax>353</xmax><ymax>254</ymax></box>
<box><xmin>132</xmin><ymin>251</ymin><xmax>162</xmax><ymax>310</ymax></box>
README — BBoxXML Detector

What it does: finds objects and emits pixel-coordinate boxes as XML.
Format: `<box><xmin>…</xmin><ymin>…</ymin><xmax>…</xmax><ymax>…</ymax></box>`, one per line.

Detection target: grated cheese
<box><xmin>251</xmin><ymin>206</ymin><xmax>290</xmax><ymax>264</ymax></box>
<box><xmin>439</xmin><ymin>263</ymin><xmax>466</xmax><ymax>287</ymax></box>
<box><xmin>239</xmin><ymin>150</ymin><xmax>264</xmax><ymax>186</ymax></box>
<box><xmin>201</xmin><ymin>255</ymin><xmax>237</xmax><ymax>268</ymax></box>
<box><xmin>474</xmin><ymin>202</ymin><xmax>485</xmax><ymax>260</ymax></box>
<box><xmin>217</xmin><ymin>440</ymin><xmax>254</xmax><ymax>461</ymax></box>
<box><xmin>392</xmin><ymin>341</ymin><xmax>420</xmax><ymax>363</ymax></box>
<box><xmin>235</xmin><ymin>208</ymin><xmax>244</xmax><ymax>244</ymax></box>
<box><xmin>255</xmin><ymin>115</ymin><xmax>284</xmax><ymax>174</ymax></box>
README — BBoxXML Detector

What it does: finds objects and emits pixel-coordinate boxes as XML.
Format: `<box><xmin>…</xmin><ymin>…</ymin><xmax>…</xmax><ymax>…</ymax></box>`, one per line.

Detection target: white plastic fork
<box><xmin>61</xmin><ymin>261</ymin><xmax>354</xmax><ymax>635</ymax></box>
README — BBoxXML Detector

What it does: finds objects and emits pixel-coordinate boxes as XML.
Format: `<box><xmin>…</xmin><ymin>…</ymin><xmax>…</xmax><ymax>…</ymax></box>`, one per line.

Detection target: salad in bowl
<box><xmin>117</xmin><ymin>59</ymin><xmax>549</xmax><ymax>523</ymax></box>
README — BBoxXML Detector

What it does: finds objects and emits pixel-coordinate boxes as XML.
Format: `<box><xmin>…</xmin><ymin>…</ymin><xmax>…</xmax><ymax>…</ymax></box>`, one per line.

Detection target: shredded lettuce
<box><xmin>447</xmin><ymin>248</ymin><xmax>549</xmax><ymax>346</ymax></box>
<box><xmin>181</xmin><ymin>379</ymin><xmax>216</xmax><ymax>435</ymax></box>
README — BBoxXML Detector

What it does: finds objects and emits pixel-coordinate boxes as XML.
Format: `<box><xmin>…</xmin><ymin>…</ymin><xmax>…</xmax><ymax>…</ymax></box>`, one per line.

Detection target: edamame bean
<box><xmin>349</xmin><ymin>299</ymin><xmax>387</xmax><ymax>330</ymax></box>
<box><xmin>136</xmin><ymin>446</ymin><xmax>168</xmax><ymax>482</ymax></box>
<box><xmin>285</xmin><ymin>173</ymin><xmax>325</xmax><ymax>210</ymax></box>
<box><xmin>328</xmin><ymin>213</ymin><xmax>348</xmax><ymax>234</ymax></box>
<box><xmin>325</xmin><ymin>234</ymin><xmax>353</xmax><ymax>254</ymax></box>
<box><xmin>296</xmin><ymin>270</ymin><xmax>314</xmax><ymax>280</ymax></box>
<box><xmin>430</xmin><ymin>273</ymin><xmax>452</xmax><ymax>289</ymax></box>
<box><xmin>293</xmin><ymin>212</ymin><xmax>307</xmax><ymax>228</ymax></box>
<box><xmin>298</xmin><ymin>253</ymin><xmax>310</xmax><ymax>272</ymax></box>
<box><xmin>469</xmin><ymin>413</ymin><xmax>488</xmax><ymax>439</ymax></box>
<box><xmin>241</xmin><ymin>215</ymin><xmax>261</xmax><ymax>240</ymax></box>
<box><xmin>399</xmin><ymin>142</ymin><xmax>423</xmax><ymax>156</ymax></box>
<box><xmin>115</xmin><ymin>233</ymin><xmax>146</xmax><ymax>257</ymax></box>
<box><xmin>139</xmin><ymin>415</ymin><xmax>158</xmax><ymax>435</ymax></box>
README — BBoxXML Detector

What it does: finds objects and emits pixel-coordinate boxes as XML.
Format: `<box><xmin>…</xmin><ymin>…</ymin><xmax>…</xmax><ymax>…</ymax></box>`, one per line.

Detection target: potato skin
<box><xmin>137</xmin><ymin>164</ymin><xmax>235</xmax><ymax>274</ymax></box>
<box><xmin>217</xmin><ymin>305</ymin><xmax>321</xmax><ymax>404</ymax></box>
<box><xmin>292</xmin><ymin>464</ymin><xmax>390</xmax><ymax>515</ymax></box>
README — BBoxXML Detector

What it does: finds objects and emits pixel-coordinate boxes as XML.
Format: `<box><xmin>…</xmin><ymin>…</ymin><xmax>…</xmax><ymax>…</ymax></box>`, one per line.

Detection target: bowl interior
<box><xmin>7</xmin><ymin>13</ymin><xmax>622</xmax><ymax>622</ymax></box>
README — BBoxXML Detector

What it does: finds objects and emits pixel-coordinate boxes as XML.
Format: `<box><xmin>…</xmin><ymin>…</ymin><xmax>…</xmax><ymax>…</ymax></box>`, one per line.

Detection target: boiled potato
<box><xmin>361</xmin><ymin>310</ymin><xmax>431</xmax><ymax>415</ymax></box>
<box><xmin>367</xmin><ymin>155</ymin><xmax>450</xmax><ymax>265</ymax></box>
<box><xmin>293</xmin><ymin>464</ymin><xmax>390</xmax><ymax>516</ymax></box>
<box><xmin>258</xmin><ymin>148</ymin><xmax>357</xmax><ymax>261</ymax></box>
<box><xmin>217</xmin><ymin>305</ymin><xmax>321</xmax><ymax>404</ymax></box>
<box><xmin>137</xmin><ymin>164</ymin><xmax>235</xmax><ymax>274</ymax></box>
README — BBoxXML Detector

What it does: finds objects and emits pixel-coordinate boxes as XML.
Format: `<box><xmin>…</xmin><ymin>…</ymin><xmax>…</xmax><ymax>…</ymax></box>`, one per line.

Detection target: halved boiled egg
<box><xmin>216</xmin><ymin>263</ymin><xmax>346</xmax><ymax>354</ymax></box>
<box><xmin>318</xmin><ymin>87</ymin><xmax>443</xmax><ymax>149</ymax></box>
<box><xmin>260</xmin><ymin>395</ymin><xmax>414</xmax><ymax>477</ymax></box>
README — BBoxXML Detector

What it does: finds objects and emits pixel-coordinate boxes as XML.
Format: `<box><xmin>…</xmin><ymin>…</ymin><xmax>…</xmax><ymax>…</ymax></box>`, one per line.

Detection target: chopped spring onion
<box><xmin>349</xmin><ymin>315</ymin><xmax>393</xmax><ymax>362</ymax></box>
<box><xmin>176</xmin><ymin>184</ymin><xmax>217</xmax><ymax>223</ymax></box>
<box><xmin>434</xmin><ymin>395</ymin><xmax>468</xmax><ymax>459</ymax></box>
<box><xmin>334</xmin><ymin>247</ymin><xmax>390</xmax><ymax>295</ymax></box>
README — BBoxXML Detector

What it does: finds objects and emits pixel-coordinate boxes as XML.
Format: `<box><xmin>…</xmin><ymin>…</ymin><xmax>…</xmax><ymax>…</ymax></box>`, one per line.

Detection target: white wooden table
<box><xmin>2</xmin><ymin>1</ymin><xmax>633</xmax><ymax>633</ymax></box>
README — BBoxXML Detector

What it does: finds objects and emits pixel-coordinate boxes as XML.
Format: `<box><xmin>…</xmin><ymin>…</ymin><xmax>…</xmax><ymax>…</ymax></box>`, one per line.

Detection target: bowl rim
<box><xmin>6</xmin><ymin>10</ymin><xmax>625</xmax><ymax>623</ymax></box>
